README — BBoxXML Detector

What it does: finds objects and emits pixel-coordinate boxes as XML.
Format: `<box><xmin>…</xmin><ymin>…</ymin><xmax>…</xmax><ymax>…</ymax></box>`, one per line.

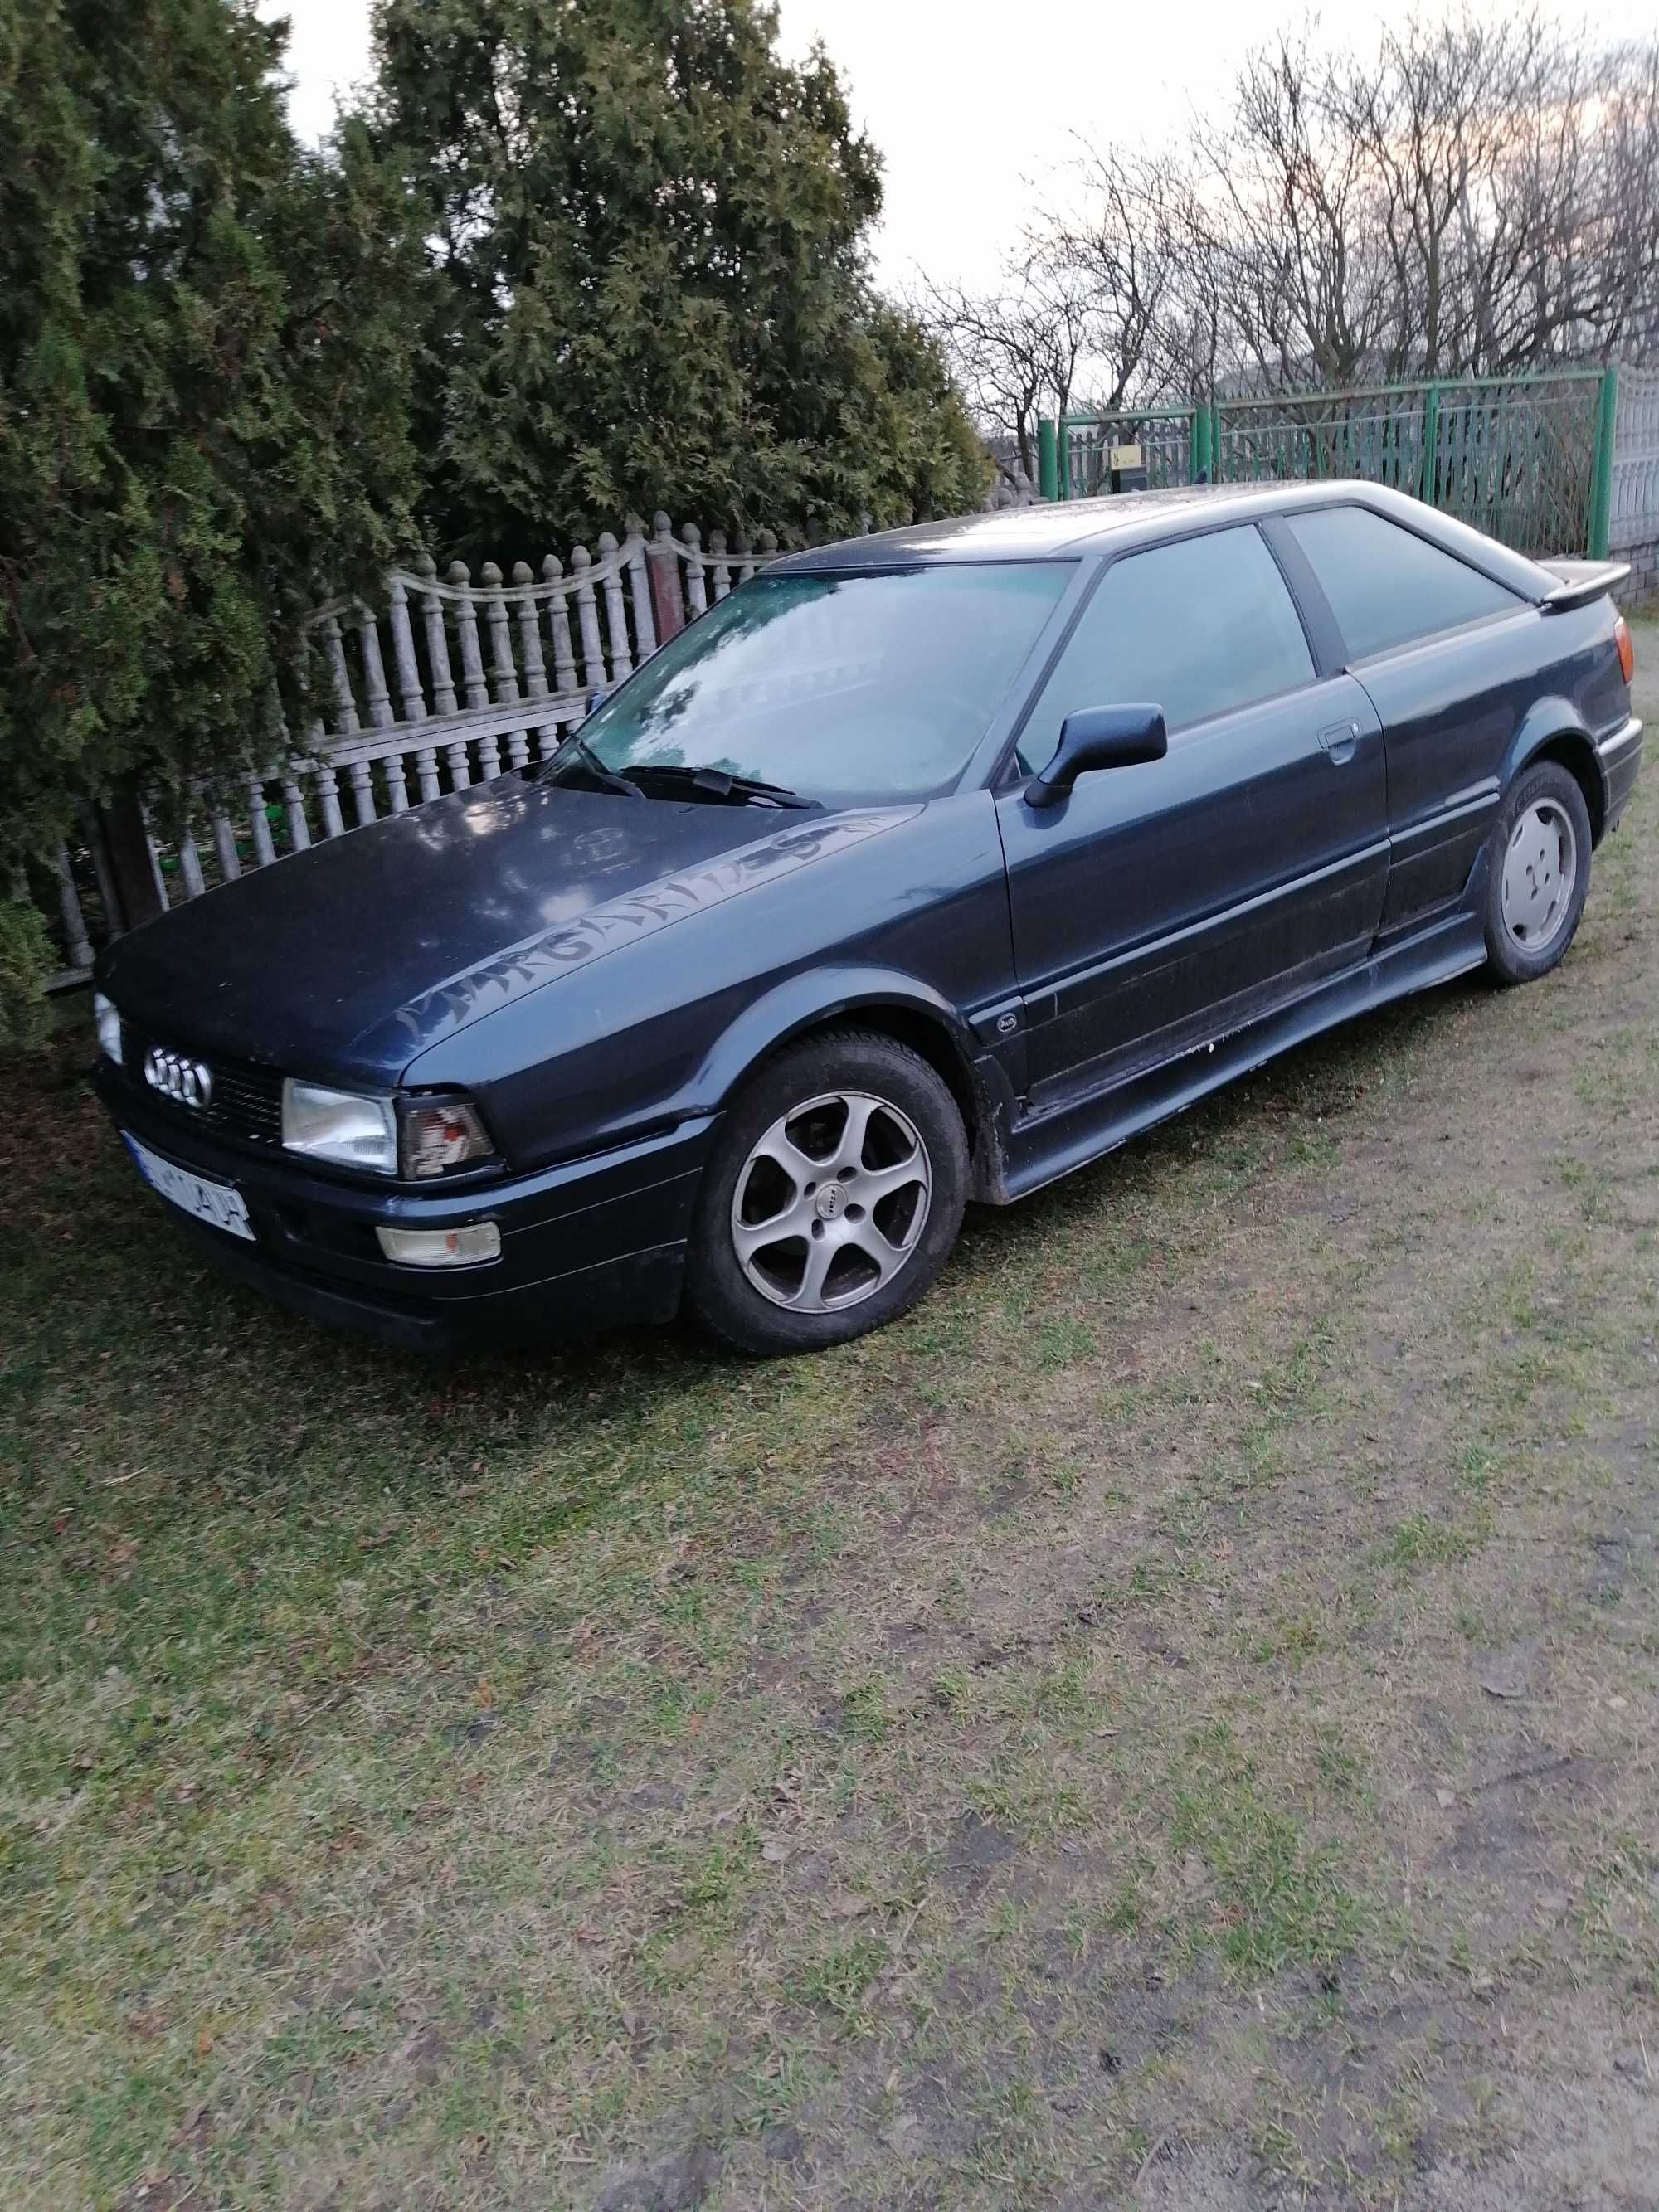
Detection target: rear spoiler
<box><xmin>1537</xmin><ymin>557</ymin><xmax>1632</xmax><ymax>613</ymax></box>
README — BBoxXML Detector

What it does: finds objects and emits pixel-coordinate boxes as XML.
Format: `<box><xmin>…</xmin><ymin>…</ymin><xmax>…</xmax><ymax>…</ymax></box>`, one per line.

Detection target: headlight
<box><xmin>399</xmin><ymin>1096</ymin><xmax>496</xmax><ymax>1179</ymax></box>
<box><xmin>94</xmin><ymin>992</ymin><xmax>123</xmax><ymax>1066</ymax></box>
<box><xmin>282</xmin><ymin>1081</ymin><xmax>397</xmax><ymax>1174</ymax></box>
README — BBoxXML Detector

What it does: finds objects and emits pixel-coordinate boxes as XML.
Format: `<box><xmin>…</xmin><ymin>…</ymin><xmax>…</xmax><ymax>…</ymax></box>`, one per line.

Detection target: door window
<box><xmin>1283</xmin><ymin>505</ymin><xmax>1521</xmax><ymax>662</ymax></box>
<box><xmin>1014</xmin><ymin>525</ymin><xmax>1316</xmax><ymax>775</ymax></box>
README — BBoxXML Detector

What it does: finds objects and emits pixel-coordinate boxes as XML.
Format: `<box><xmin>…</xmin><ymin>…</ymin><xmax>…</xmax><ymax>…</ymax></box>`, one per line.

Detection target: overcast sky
<box><xmin>260</xmin><ymin>0</ymin><xmax>1645</xmax><ymax>294</ymax></box>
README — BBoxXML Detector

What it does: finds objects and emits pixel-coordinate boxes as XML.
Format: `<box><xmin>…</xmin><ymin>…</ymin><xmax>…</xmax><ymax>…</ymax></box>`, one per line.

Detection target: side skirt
<box><xmin>997</xmin><ymin>911</ymin><xmax>1486</xmax><ymax>1205</ymax></box>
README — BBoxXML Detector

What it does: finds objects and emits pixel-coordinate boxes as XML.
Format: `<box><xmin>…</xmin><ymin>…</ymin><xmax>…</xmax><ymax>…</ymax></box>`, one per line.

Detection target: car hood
<box><xmin>98</xmin><ymin>777</ymin><xmax>915</xmax><ymax>1086</ymax></box>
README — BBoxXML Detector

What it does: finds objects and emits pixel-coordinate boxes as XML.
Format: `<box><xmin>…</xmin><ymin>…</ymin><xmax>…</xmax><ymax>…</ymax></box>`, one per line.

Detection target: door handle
<box><xmin>1319</xmin><ymin>721</ymin><xmax>1360</xmax><ymax>762</ymax></box>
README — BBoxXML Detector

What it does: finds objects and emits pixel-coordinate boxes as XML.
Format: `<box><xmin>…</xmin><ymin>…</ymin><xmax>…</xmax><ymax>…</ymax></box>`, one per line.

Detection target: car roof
<box><xmin>768</xmin><ymin>479</ymin><xmax>1553</xmax><ymax>596</ymax></box>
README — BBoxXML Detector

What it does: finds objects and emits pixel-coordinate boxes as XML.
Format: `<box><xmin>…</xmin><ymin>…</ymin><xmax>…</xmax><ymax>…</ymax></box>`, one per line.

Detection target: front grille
<box><xmin>121</xmin><ymin>1023</ymin><xmax>285</xmax><ymax>1152</ymax></box>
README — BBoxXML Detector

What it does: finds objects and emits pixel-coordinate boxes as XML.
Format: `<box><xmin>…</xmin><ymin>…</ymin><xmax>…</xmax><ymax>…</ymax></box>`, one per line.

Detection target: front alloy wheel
<box><xmin>731</xmin><ymin>1090</ymin><xmax>932</xmax><ymax>1313</ymax></box>
<box><xmin>688</xmin><ymin>1031</ymin><xmax>970</xmax><ymax>1354</ymax></box>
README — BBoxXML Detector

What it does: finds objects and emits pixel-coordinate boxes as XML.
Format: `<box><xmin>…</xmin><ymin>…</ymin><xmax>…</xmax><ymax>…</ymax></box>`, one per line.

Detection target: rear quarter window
<box><xmin>1285</xmin><ymin>505</ymin><xmax>1523</xmax><ymax>661</ymax></box>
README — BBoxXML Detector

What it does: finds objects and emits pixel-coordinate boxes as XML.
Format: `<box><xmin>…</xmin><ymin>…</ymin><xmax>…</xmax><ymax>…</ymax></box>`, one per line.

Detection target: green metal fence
<box><xmin>1049</xmin><ymin>406</ymin><xmax>1205</xmax><ymax>502</ymax></box>
<box><xmin>1040</xmin><ymin>369</ymin><xmax>1620</xmax><ymax>559</ymax></box>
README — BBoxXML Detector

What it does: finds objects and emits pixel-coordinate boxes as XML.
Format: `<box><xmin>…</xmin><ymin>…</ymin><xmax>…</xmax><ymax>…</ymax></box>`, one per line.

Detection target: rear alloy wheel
<box><xmin>1482</xmin><ymin>760</ymin><xmax>1592</xmax><ymax>986</ymax></box>
<box><xmin>688</xmin><ymin>1031</ymin><xmax>969</xmax><ymax>1354</ymax></box>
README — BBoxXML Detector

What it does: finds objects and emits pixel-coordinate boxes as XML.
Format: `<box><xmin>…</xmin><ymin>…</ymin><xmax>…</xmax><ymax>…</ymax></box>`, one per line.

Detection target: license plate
<box><xmin>122</xmin><ymin>1133</ymin><xmax>255</xmax><ymax>1242</ymax></box>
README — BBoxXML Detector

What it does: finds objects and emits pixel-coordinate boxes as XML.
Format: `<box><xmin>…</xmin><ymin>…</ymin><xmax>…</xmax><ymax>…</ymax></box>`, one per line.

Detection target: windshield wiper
<box><xmin>622</xmin><ymin>763</ymin><xmax>815</xmax><ymax>809</ymax></box>
<box><xmin>558</xmin><ymin>732</ymin><xmax>642</xmax><ymax>799</ymax></box>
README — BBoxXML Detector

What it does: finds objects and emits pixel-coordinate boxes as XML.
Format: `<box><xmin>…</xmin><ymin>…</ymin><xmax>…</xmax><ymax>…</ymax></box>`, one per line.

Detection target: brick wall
<box><xmin>1623</xmin><ymin>534</ymin><xmax>1659</xmax><ymax>610</ymax></box>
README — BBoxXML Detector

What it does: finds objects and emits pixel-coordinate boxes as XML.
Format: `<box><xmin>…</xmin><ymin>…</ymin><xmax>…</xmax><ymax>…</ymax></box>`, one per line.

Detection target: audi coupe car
<box><xmin>93</xmin><ymin>482</ymin><xmax>1642</xmax><ymax>1355</ymax></box>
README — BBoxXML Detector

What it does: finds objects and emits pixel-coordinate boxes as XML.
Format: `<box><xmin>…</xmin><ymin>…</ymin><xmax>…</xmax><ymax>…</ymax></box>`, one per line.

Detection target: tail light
<box><xmin>1615</xmin><ymin>615</ymin><xmax>1634</xmax><ymax>686</ymax></box>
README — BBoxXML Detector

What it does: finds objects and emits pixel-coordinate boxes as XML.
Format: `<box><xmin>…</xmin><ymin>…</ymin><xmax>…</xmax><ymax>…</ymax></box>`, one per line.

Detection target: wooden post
<box><xmin>245</xmin><ymin>776</ymin><xmax>277</xmax><ymax>868</ymax></box>
<box><xmin>318</xmin><ymin>610</ymin><xmax>360</xmax><ymax>734</ymax></box>
<box><xmin>708</xmin><ymin>528</ymin><xmax>732</xmax><ymax>602</ymax></box>
<box><xmin>357</xmin><ymin>607</ymin><xmax>395</xmax><ymax>728</ymax></box>
<box><xmin>449</xmin><ymin>562</ymin><xmax>489</xmax><ymax>708</ymax></box>
<box><xmin>348</xmin><ymin>760</ymin><xmax>377</xmax><ymax>825</ymax></box>
<box><xmin>416</xmin><ymin>554</ymin><xmax>458</xmax><ymax>716</ymax></box>
<box><xmin>596</xmin><ymin>532</ymin><xmax>635</xmax><ymax>678</ymax></box>
<box><xmin>542</xmin><ymin>555</ymin><xmax>578</xmax><ymax>693</ymax></box>
<box><xmin>383</xmin><ymin>753</ymin><xmax>411</xmax><ymax>813</ymax></box>
<box><xmin>280</xmin><ymin>771</ymin><xmax>312</xmax><ymax>851</ymax></box>
<box><xmin>314</xmin><ymin>764</ymin><xmax>345</xmax><ymax>839</ymax></box>
<box><xmin>570</xmin><ymin>545</ymin><xmax>606</xmax><ymax>688</ymax></box>
<box><xmin>95</xmin><ymin>785</ymin><xmax>166</xmax><ymax>931</ymax></box>
<box><xmin>513</xmin><ymin>562</ymin><xmax>548</xmax><ymax>697</ymax></box>
<box><xmin>681</xmin><ymin>523</ymin><xmax>707</xmax><ymax>618</ymax></box>
<box><xmin>177</xmin><ymin>827</ymin><xmax>207</xmax><ymax>899</ymax></box>
<box><xmin>625</xmin><ymin>528</ymin><xmax>658</xmax><ymax>656</ymax></box>
<box><xmin>482</xmin><ymin>562</ymin><xmax>526</xmax><ymax>769</ymax></box>
<box><xmin>646</xmin><ymin>512</ymin><xmax>685</xmax><ymax>645</ymax></box>
<box><xmin>387</xmin><ymin>575</ymin><xmax>427</xmax><ymax>722</ymax></box>
<box><xmin>211</xmin><ymin>809</ymin><xmax>241</xmax><ymax>882</ymax></box>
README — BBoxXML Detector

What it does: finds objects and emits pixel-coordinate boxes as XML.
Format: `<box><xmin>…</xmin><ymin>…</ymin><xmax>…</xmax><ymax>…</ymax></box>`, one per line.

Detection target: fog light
<box><xmin>376</xmin><ymin>1221</ymin><xmax>501</xmax><ymax>1268</ymax></box>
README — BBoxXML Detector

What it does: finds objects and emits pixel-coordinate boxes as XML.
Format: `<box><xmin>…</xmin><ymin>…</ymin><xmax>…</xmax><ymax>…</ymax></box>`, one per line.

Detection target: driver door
<box><xmin>995</xmin><ymin>523</ymin><xmax>1389</xmax><ymax>1105</ymax></box>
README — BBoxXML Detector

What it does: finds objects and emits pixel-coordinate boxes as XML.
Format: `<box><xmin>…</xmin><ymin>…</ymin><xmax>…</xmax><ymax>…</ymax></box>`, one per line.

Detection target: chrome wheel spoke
<box><xmin>844</xmin><ymin>1213</ymin><xmax>911</xmax><ymax>1271</ymax></box>
<box><xmin>838</xmin><ymin>1093</ymin><xmax>878</xmax><ymax>1171</ymax></box>
<box><xmin>732</xmin><ymin>1192</ymin><xmax>812</xmax><ymax>1256</ymax></box>
<box><xmin>859</xmin><ymin>1153</ymin><xmax>926</xmax><ymax>1207</ymax></box>
<box><xmin>751</xmin><ymin>1130</ymin><xmax>826</xmax><ymax>1184</ymax></box>
<box><xmin>796</xmin><ymin>1235</ymin><xmax>840</xmax><ymax>1308</ymax></box>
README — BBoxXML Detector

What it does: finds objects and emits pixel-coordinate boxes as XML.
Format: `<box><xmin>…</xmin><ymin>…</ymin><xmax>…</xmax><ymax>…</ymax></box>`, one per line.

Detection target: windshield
<box><xmin>541</xmin><ymin>564</ymin><xmax>1072</xmax><ymax>805</ymax></box>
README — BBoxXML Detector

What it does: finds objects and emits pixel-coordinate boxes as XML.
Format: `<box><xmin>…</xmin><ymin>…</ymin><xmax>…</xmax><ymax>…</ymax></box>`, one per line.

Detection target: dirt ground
<box><xmin>2</xmin><ymin>618</ymin><xmax>1657</xmax><ymax>2210</ymax></box>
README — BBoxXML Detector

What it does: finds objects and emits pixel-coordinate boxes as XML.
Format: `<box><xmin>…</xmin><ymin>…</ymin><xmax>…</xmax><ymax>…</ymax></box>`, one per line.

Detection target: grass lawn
<box><xmin>3</xmin><ymin>617</ymin><xmax>1657</xmax><ymax>2210</ymax></box>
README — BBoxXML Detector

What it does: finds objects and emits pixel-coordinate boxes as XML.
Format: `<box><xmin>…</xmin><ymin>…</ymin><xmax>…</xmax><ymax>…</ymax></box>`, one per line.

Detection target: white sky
<box><xmin>260</xmin><ymin>0</ymin><xmax>1654</xmax><ymax>294</ymax></box>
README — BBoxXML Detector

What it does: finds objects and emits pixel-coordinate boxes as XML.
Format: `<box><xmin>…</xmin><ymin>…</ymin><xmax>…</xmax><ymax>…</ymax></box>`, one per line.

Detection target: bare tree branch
<box><xmin>998</xmin><ymin>8</ymin><xmax>1659</xmax><ymax>414</ymax></box>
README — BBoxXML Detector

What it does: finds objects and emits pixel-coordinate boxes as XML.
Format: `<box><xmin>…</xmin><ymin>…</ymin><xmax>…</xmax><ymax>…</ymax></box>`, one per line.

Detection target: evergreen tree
<box><xmin>0</xmin><ymin>0</ymin><xmax>424</xmax><ymax>1004</ymax></box>
<box><xmin>367</xmin><ymin>0</ymin><xmax>989</xmax><ymax>555</ymax></box>
<box><xmin>0</xmin><ymin>0</ymin><xmax>990</xmax><ymax>1031</ymax></box>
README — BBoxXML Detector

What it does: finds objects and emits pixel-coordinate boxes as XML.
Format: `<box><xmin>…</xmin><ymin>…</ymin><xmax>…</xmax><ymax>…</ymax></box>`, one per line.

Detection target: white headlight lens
<box><xmin>376</xmin><ymin>1222</ymin><xmax>501</xmax><ymax>1268</ymax></box>
<box><xmin>281</xmin><ymin>1081</ymin><xmax>397</xmax><ymax>1174</ymax></box>
<box><xmin>399</xmin><ymin>1099</ymin><xmax>495</xmax><ymax>1179</ymax></box>
<box><xmin>94</xmin><ymin>992</ymin><xmax>123</xmax><ymax>1065</ymax></box>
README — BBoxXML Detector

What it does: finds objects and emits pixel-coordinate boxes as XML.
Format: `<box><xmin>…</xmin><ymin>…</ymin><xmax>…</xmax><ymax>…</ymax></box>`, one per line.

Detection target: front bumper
<box><xmin>95</xmin><ymin>1061</ymin><xmax>713</xmax><ymax>1354</ymax></box>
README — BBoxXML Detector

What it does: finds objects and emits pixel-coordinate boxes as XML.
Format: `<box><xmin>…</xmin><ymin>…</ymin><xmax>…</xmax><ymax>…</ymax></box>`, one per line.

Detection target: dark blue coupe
<box><xmin>93</xmin><ymin>483</ymin><xmax>1642</xmax><ymax>1354</ymax></box>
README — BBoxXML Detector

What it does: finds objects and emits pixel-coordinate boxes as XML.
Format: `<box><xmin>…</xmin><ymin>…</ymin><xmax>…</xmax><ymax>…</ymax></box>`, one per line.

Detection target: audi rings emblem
<box><xmin>144</xmin><ymin>1045</ymin><xmax>213</xmax><ymax>1110</ymax></box>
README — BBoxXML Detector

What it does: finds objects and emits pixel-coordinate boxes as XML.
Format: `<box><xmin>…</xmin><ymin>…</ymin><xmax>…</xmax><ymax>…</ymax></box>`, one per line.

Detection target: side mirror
<box><xmin>1024</xmin><ymin>703</ymin><xmax>1168</xmax><ymax>809</ymax></box>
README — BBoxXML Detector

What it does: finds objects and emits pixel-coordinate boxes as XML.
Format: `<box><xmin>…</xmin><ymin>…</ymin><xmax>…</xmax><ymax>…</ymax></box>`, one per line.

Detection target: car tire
<box><xmin>686</xmin><ymin>1028</ymin><xmax>970</xmax><ymax>1355</ymax></box>
<box><xmin>1481</xmin><ymin>759</ymin><xmax>1593</xmax><ymax>987</ymax></box>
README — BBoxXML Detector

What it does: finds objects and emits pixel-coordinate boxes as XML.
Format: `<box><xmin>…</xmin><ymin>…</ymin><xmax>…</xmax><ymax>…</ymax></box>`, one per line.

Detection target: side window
<box><xmin>1284</xmin><ymin>505</ymin><xmax>1521</xmax><ymax>661</ymax></box>
<box><xmin>1014</xmin><ymin>525</ymin><xmax>1315</xmax><ymax>774</ymax></box>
